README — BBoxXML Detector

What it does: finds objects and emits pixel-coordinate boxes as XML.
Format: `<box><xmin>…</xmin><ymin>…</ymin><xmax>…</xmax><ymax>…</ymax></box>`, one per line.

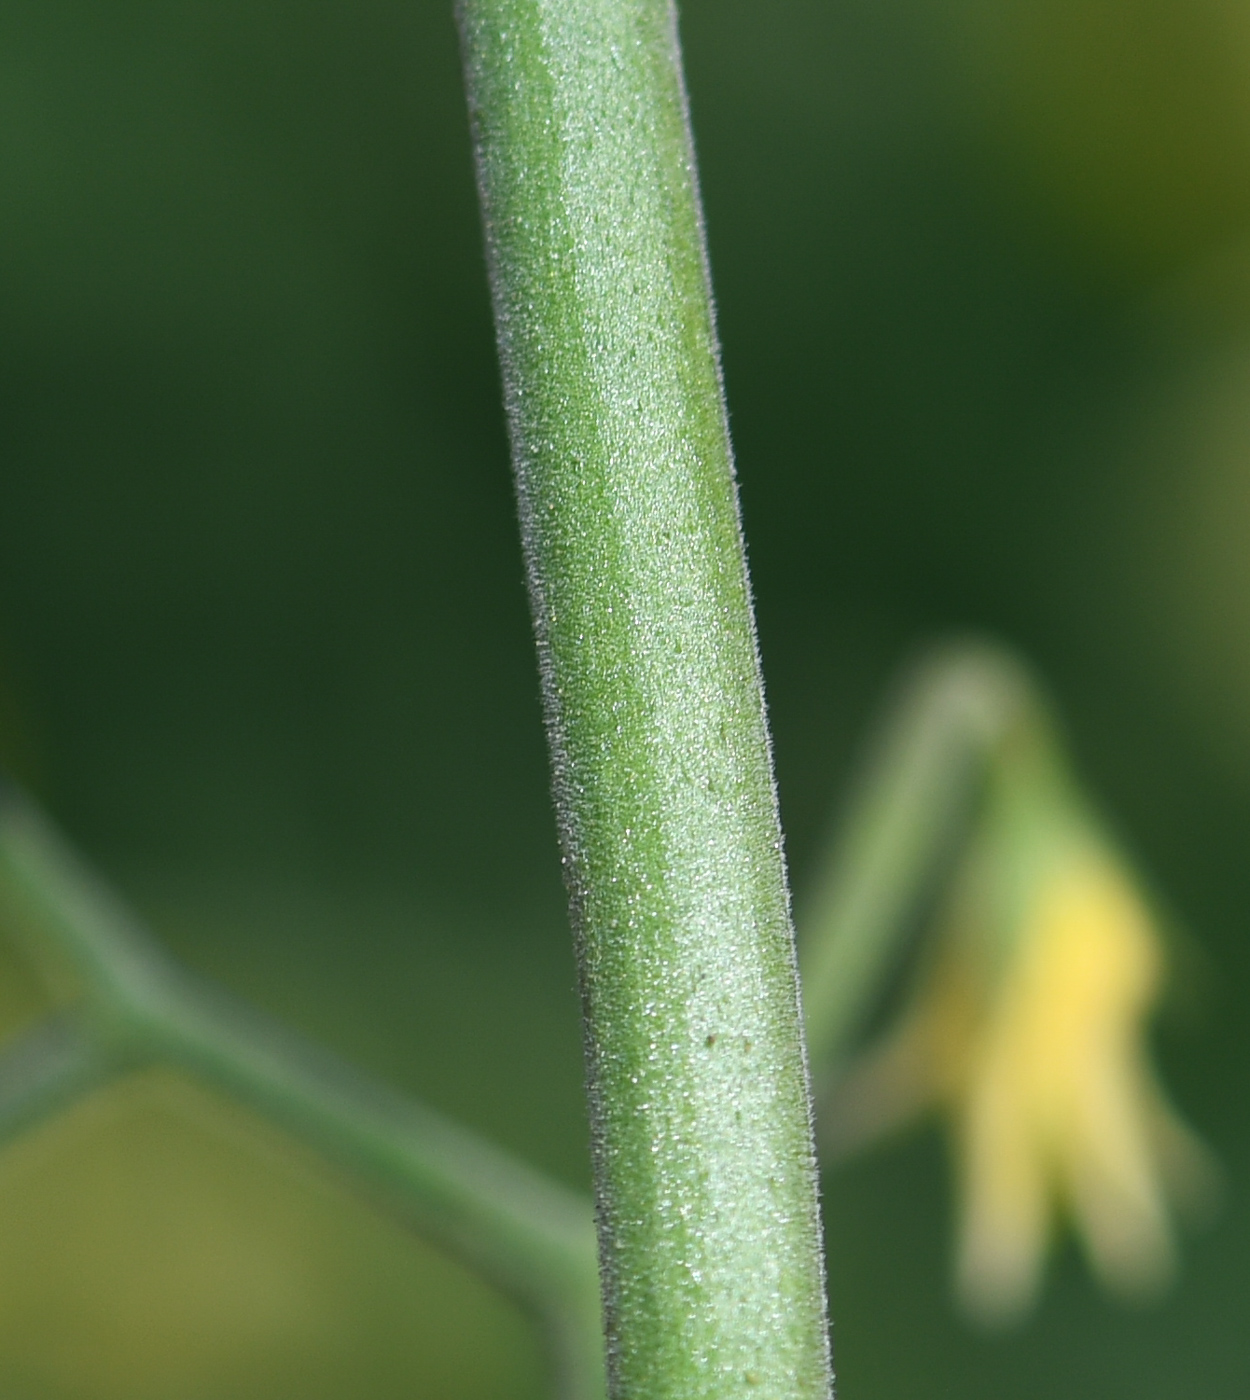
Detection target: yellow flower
<box><xmin>825</xmin><ymin>785</ymin><xmax>1213</xmax><ymax>1324</ymax></box>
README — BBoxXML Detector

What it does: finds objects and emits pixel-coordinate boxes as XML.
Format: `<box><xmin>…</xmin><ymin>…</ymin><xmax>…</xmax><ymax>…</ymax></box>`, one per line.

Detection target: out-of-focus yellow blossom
<box><xmin>825</xmin><ymin>763</ymin><xmax>1214</xmax><ymax>1325</ymax></box>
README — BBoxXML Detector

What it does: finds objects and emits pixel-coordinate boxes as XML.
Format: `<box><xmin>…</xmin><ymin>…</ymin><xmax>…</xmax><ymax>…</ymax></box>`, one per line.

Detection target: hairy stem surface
<box><xmin>459</xmin><ymin>3</ymin><xmax>833</xmax><ymax>1396</ymax></box>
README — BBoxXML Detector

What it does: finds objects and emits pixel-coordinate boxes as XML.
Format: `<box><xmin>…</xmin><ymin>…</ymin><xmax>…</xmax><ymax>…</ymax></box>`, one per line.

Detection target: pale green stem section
<box><xmin>799</xmin><ymin>641</ymin><xmax>1042</xmax><ymax>1088</ymax></box>
<box><xmin>459</xmin><ymin>4</ymin><xmax>832</xmax><ymax>1396</ymax></box>
<box><xmin>0</xmin><ymin>1013</ymin><xmax>118</xmax><ymax>1147</ymax></box>
<box><xmin>0</xmin><ymin>791</ymin><xmax>604</xmax><ymax>1400</ymax></box>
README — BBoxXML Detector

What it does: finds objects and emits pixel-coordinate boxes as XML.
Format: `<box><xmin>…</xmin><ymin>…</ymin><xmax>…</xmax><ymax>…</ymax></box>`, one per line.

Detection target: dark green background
<box><xmin>0</xmin><ymin>1</ymin><xmax>1248</xmax><ymax>1395</ymax></box>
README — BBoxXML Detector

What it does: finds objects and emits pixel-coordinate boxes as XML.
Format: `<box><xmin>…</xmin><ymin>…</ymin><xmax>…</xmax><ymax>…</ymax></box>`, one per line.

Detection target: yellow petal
<box><xmin>954</xmin><ymin>1032</ymin><xmax>1050</xmax><ymax>1323</ymax></box>
<box><xmin>1016</xmin><ymin>855</ymin><xmax>1174</xmax><ymax>1297</ymax></box>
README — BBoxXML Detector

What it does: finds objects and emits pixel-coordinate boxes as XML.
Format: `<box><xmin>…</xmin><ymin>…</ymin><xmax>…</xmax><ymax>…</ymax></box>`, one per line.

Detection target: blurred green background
<box><xmin>0</xmin><ymin>0</ymin><xmax>1248</xmax><ymax>1395</ymax></box>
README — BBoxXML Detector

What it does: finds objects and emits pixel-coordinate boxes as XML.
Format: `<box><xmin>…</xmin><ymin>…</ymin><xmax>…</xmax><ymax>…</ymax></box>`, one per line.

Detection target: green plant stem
<box><xmin>0</xmin><ymin>790</ymin><xmax>604</xmax><ymax>1400</ymax></box>
<box><xmin>798</xmin><ymin>641</ymin><xmax>1037</xmax><ymax>1088</ymax></box>
<box><xmin>0</xmin><ymin>1013</ymin><xmax>118</xmax><ymax>1147</ymax></box>
<box><xmin>155</xmin><ymin>989</ymin><xmax>605</xmax><ymax>1400</ymax></box>
<box><xmin>460</xmin><ymin>3</ymin><xmax>832</xmax><ymax>1396</ymax></box>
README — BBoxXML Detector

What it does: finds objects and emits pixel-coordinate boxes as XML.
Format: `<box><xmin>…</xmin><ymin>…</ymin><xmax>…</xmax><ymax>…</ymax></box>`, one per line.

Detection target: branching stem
<box><xmin>0</xmin><ymin>790</ymin><xmax>604</xmax><ymax>1400</ymax></box>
